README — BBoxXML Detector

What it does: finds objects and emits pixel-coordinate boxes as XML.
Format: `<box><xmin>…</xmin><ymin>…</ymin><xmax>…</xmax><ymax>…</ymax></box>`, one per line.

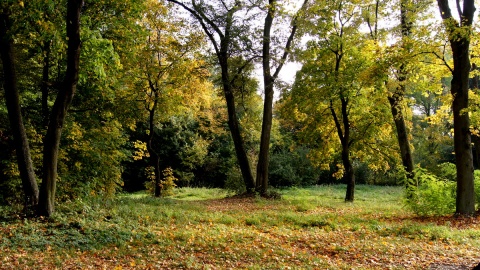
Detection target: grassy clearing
<box><xmin>0</xmin><ymin>185</ymin><xmax>479</xmax><ymax>269</ymax></box>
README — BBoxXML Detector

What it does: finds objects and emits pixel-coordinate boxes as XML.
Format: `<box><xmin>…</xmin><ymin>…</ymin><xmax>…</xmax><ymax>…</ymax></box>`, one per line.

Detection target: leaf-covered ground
<box><xmin>0</xmin><ymin>185</ymin><xmax>479</xmax><ymax>269</ymax></box>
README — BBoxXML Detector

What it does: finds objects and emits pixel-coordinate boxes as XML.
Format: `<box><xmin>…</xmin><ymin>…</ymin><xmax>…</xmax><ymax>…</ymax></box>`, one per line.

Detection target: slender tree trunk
<box><xmin>146</xmin><ymin>99</ymin><xmax>162</xmax><ymax>197</ymax></box>
<box><xmin>38</xmin><ymin>0</ymin><xmax>83</xmax><ymax>217</ymax></box>
<box><xmin>167</xmin><ymin>0</ymin><xmax>261</xmax><ymax>193</ymax></box>
<box><xmin>256</xmin><ymin>0</ymin><xmax>275</xmax><ymax>195</ymax></box>
<box><xmin>256</xmin><ymin>0</ymin><xmax>306</xmax><ymax>195</ymax></box>
<box><xmin>388</xmin><ymin>92</ymin><xmax>414</xmax><ymax>179</ymax></box>
<box><xmin>41</xmin><ymin>40</ymin><xmax>52</xmax><ymax>128</ymax></box>
<box><xmin>342</xmin><ymin>143</ymin><xmax>355</xmax><ymax>202</ymax></box>
<box><xmin>437</xmin><ymin>0</ymin><xmax>476</xmax><ymax>215</ymax></box>
<box><xmin>220</xmin><ymin>57</ymin><xmax>256</xmax><ymax>192</ymax></box>
<box><xmin>0</xmin><ymin>10</ymin><xmax>39</xmax><ymax>208</ymax></box>
<box><xmin>340</xmin><ymin>98</ymin><xmax>354</xmax><ymax>202</ymax></box>
<box><xmin>389</xmin><ymin>0</ymin><xmax>415</xmax><ymax>182</ymax></box>
<box><xmin>330</xmin><ymin>98</ymin><xmax>355</xmax><ymax>202</ymax></box>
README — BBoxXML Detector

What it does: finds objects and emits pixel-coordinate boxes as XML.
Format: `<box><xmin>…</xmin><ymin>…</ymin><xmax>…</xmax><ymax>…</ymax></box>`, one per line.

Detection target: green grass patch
<box><xmin>0</xmin><ymin>185</ymin><xmax>479</xmax><ymax>269</ymax></box>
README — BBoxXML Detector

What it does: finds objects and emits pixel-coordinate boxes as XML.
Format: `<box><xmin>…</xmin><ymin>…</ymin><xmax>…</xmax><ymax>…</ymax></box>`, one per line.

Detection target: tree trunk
<box><xmin>220</xmin><ymin>57</ymin><xmax>256</xmax><ymax>192</ymax></box>
<box><xmin>0</xmin><ymin>10</ymin><xmax>39</xmax><ymax>209</ymax></box>
<box><xmin>146</xmin><ymin>97</ymin><xmax>162</xmax><ymax>197</ymax></box>
<box><xmin>388</xmin><ymin>93</ymin><xmax>414</xmax><ymax>180</ymax></box>
<box><xmin>167</xmin><ymin>0</ymin><xmax>259</xmax><ymax>193</ymax></box>
<box><xmin>389</xmin><ymin>0</ymin><xmax>415</xmax><ymax>182</ymax></box>
<box><xmin>340</xmin><ymin>98</ymin><xmax>354</xmax><ymax>202</ymax></box>
<box><xmin>437</xmin><ymin>0</ymin><xmax>476</xmax><ymax>215</ymax></box>
<box><xmin>38</xmin><ymin>0</ymin><xmax>83</xmax><ymax>217</ymax></box>
<box><xmin>330</xmin><ymin>98</ymin><xmax>355</xmax><ymax>202</ymax></box>
<box><xmin>342</xmin><ymin>144</ymin><xmax>355</xmax><ymax>202</ymax></box>
<box><xmin>256</xmin><ymin>0</ymin><xmax>275</xmax><ymax>195</ymax></box>
<box><xmin>451</xmin><ymin>42</ymin><xmax>475</xmax><ymax>214</ymax></box>
<box><xmin>41</xmin><ymin>40</ymin><xmax>52</xmax><ymax>128</ymax></box>
<box><xmin>256</xmin><ymin>0</ymin><xmax>306</xmax><ymax>195</ymax></box>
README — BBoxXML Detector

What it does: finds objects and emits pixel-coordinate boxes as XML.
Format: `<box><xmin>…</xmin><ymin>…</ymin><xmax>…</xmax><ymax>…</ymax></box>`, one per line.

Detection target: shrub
<box><xmin>404</xmin><ymin>164</ymin><xmax>480</xmax><ymax>216</ymax></box>
<box><xmin>145</xmin><ymin>167</ymin><xmax>178</xmax><ymax>197</ymax></box>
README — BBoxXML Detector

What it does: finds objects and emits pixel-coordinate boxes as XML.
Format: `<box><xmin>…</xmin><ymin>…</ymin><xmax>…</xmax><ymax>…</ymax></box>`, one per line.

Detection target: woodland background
<box><xmin>1</xmin><ymin>0</ymin><xmax>480</xmax><ymax>217</ymax></box>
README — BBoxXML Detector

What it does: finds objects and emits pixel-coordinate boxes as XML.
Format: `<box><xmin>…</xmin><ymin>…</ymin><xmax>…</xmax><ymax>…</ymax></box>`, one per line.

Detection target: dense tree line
<box><xmin>0</xmin><ymin>0</ymin><xmax>478</xmax><ymax>216</ymax></box>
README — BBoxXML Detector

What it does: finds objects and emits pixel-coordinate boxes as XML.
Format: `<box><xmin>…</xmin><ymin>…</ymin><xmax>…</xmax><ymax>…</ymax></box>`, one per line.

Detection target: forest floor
<box><xmin>0</xmin><ymin>185</ymin><xmax>479</xmax><ymax>269</ymax></box>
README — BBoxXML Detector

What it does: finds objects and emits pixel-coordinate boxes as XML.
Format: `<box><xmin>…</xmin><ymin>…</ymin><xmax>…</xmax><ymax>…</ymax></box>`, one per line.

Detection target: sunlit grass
<box><xmin>0</xmin><ymin>185</ymin><xmax>479</xmax><ymax>269</ymax></box>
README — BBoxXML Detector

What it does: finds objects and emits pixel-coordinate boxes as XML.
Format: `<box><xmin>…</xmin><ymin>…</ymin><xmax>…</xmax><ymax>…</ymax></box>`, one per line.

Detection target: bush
<box><xmin>269</xmin><ymin>147</ymin><xmax>319</xmax><ymax>187</ymax></box>
<box><xmin>405</xmin><ymin>164</ymin><xmax>480</xmax><ymax>216</ymax></box>
<box><xmin>145</xmin><ymin>167</ymin><xmax>178</xmax><ymax>197</ymax></box>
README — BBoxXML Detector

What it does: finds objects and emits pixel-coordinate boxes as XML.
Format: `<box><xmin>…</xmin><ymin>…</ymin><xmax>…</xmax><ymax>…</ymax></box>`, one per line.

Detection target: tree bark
<box><xmin>38</xmin><ymin>0</ymin><xmax>83</xmax><ymax>217</ymax></box>
<box><xmin>388</xmin><ymin>93</ymin><xmax>414</xmax><ymax>180</ymax></box>
<box><xmin>330</xmin><ymin>98</ymin><xmax>355</xmax><ymax>202</ymax></box>
<box><xmin>389</xmin><ymin>0</ymin><xmax>415</xmax><ymax>182</ymax></box>
<box><xmin>146</xmin><ymin>97</ymin><xmax>162</xmax><ymax>197</ymax></box>
<box><xmin>41</xmin><ymin>40</ymin><xmax>52</xmax><ymax>128</ymax></box>
<box><xmin>437</xmin><ymin>0</ymin><xmax>476</xmax><ymax>215</ymax></box>
<box><xmin>256</xmin><ymin>0</ymin><xmax>275</xmax><ymax>195</ymax></box>
<box><xmin>256</xmin><ymin>0</ymin><xmax>307</xmax><ymax>195</ymax></box>
<box><xmin>220</xmin><ymin>56</ymin><xmax>256</xmax><ymax>192</ymax></box>
<box><xmin>0</xmin><ymin>9</ymin><xmax>39</xmax><ymax>208</ymax></box>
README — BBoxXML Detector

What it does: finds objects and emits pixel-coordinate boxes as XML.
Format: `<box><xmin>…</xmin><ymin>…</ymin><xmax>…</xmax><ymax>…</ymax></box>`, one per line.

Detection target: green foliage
<box><xmin>269</xmin><ymin>146</ymin><xmax>319</xmax><ymax>187</ymax></box>
<box><xmin>404</xmin><ymin>164</ymin><xmax>480</xmax><ymax>216</ymax></box>
<box><xmin>404</xmin><ymin>167</ymin><xmax>456</xmax><ymax>216</ymax></box>
<box><xmin>224</xmin><ymin>166</ymin><xmax>247</xmax><ymax>194</ymax></box>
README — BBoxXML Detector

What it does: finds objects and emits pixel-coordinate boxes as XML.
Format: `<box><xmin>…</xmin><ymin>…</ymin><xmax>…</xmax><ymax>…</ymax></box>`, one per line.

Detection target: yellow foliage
<box><xmin>133</xmin><ymin>140</ymin><xmax>149</xmax><ymax>161</ymax></box>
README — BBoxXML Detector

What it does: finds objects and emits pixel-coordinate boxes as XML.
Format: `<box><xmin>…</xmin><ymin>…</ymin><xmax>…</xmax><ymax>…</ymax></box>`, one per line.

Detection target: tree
<box><xmin>132</xmin><ymin>0</ymin><xmax>213</xmax><ymax>196</ymax></box>
<box><xmin>167</xmin><ymin>0</ymin><xmax>257</xmax><ymax>192</ymax></box>
<box><xmin>286</xmin><ymin>0</ymin><xmax>396</xmax><ymax>202</ymax></box>
<box><xmin>38</xmin><ymin>0</ymin><xmax>83</xmax><ymax>216</ymax></box>
<box><xmin>437</xmin><ymin>0</ymin><xmax>476</xmax><ymax>215</ymax></box>
<box><xmin>256</xmin><ymin>0</ymin><xmax>308</xmax><ymax>195</ymax></box>
<box><xmin>0</xmin><ymin>3</ymin><xmax>39</xmax><ymax>209</ymax></box>
<box><xmin>388</xmin><ymin>0</ymin><xmax>415</xmax><ymax>181</ymax></box>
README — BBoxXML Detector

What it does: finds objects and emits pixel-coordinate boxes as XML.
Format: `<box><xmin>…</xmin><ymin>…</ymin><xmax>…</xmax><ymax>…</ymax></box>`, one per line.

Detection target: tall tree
<box><xmin>167</xmin><ymin>0</ymin><xmax>256</xmax><ymax>191</ymax></box>
<box><xmin>38</xmin><ymin>0</ymin><xmax>83</xmax><ymax>216</ymax></box>
<box><xmin>256</xmin><ymin>0</ymin><xmax>307</xmax><ymax>195</ymax></box>
<box><xmin>388</xmin><ymin>0</ymin><xmax>415</xmax><ymax>182</ymax></box>
<box><xmin>436</xmin><ymin>0</ymin><xmax>476</xmax><ymax>215</ymax></box>
<box><xmin>287</xmin><ymin>0</ymin><xmax>396</xmax><ymax>202</ymax></box>
<box><xmin>0</xmin><ymin>5</ymin><xmax>39</xmax><ymax>209</ymax></box>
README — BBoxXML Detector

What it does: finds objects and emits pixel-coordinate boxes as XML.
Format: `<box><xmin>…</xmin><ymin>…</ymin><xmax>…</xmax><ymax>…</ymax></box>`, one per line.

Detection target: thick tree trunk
<box><xmin>0</xmin><ymin>10</ymin><xmax>39</xmax><ymax>208</ymax></box>
<box><xmin>437</xmin><ymin>0</ymin><xmax>476</xmax><ymax>215</ymax></box>
<box><xmin>38</xmin><ymin>0</ymin><xmax>83</xmax><ymax>217</ymax></box>
<box><xmin>451</xmin><ymin>42</ymin><xmax>475</xmax><ymax>214</ymax></box>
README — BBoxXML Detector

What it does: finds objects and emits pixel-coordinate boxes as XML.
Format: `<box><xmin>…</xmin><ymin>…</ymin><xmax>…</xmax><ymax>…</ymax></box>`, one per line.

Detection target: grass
<box><xmin>0</xmin><ymin>185</ymin><xmax>479</xmax><ymax>269</ymax></box>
